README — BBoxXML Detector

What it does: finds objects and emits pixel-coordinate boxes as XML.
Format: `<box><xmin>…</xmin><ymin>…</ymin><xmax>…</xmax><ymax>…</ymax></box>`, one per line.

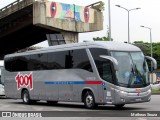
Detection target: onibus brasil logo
<box><xmin>15</xmin><ymin>72</ymin><xmax>33</xmax><ymax>90</ymax></box>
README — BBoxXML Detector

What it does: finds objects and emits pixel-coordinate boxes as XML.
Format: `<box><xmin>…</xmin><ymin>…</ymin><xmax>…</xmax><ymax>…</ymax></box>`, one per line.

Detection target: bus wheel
<box><xmin>84</xmin><ymin>91</ymin><xmax>96</xmax><ymax>109</ymax></box>
<box><xmin>115</xmin><ymin>104</ymin><xmax>125</xmax><ymax>108</ymax></box>
<box><xmin>22</xmin><ymin>90</ymin><xmax>31</xmax><ymax>104</ymax></box>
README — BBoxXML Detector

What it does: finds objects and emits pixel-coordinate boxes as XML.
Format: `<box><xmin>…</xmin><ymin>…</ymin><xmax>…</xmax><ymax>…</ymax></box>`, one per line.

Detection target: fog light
<box><xmin>120</xmin><ymin>98</ymin><xmax>125</xmax><ymax>102</ymax></box>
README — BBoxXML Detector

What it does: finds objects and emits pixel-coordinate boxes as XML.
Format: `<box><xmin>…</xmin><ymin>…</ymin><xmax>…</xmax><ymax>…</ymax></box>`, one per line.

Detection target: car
<box><xmin>151</xmin><ymin>81</ymin><xmax>160</xmax><ymax>90</ymax></box>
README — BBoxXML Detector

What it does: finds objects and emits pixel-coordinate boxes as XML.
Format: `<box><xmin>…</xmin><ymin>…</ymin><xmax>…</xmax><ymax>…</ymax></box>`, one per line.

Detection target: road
<box><xmin>0</xmin><ymin>95</ymin><xmax>159</xmax><ymax>119</ymax></box>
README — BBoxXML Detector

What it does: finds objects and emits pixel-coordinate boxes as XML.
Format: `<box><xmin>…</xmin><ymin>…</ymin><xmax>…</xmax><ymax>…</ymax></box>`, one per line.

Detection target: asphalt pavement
<box><xmin>0</xmin><ymin>95</ymin><xmax>159</xmax><ymax>120</ymax></box>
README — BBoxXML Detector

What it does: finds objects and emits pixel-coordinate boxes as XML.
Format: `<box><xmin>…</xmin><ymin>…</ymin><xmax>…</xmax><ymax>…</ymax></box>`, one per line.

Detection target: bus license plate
<box><xmin>136</xmin><ymin>98</ymin><xmax>142</xmax><ymax>101</ymax></box>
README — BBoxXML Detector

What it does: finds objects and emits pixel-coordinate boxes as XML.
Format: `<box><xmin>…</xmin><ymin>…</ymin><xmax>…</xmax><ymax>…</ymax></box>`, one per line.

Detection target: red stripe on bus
<box><xmin>85</xmin><ymin>81</ymin><xmax>102</xmax><ymax>84</ymax></box>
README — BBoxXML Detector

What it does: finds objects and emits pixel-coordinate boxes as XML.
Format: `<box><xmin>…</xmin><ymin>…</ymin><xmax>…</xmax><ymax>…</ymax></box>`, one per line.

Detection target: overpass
<box><xmin>0</xmin><ymin>0</ymin><xmax>103</xmax><ymax>59</ymax></box>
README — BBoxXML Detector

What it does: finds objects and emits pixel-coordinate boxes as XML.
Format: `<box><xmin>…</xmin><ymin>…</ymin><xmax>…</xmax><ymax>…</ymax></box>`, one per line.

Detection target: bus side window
<box><xmin>15</xmin><ymin>56</ymin><xmax>29</xmax><ymax>71</ymax></box>
<box><xmin>89</xmin><ymin>48</ymin><xmax>113</xmax><ymax>83</ymax></box>
<box><xmin>5</xmin><ymin>57</ymin><xmax>12</xmax><ymax>71</ymax></box>
<box><xmin>29</xmin><ymin>53</ymin><xmax>48</xmax><ymax>70</ymax></box>
<box><xmin>65</xmin><ymin>51</ymin><xmax>73</xmax><ymax>69</ymax></box>
<box><xmin>48</xmin><ymin>51</ymin><xmax>66</xmax><ymax>69</ymax></box>
<box><xmin>70</xmin><ymin>49</ymin><xmax>93</xmax><ymax>72</ymax></box>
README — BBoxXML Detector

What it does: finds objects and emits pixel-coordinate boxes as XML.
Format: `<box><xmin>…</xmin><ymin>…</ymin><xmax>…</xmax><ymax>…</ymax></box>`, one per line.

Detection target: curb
<box><xmin>151</xmin><ymin>93</ymin><xmax>160</xmax><ymax>95</ymax></box>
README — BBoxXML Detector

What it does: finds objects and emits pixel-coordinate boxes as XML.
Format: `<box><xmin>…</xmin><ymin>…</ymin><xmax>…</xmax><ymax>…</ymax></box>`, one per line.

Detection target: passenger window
<box><xmin>48</xmin><ymin>51</ymin><xmax>67</xmax><ymax>69</ymax></box>
<box><xmin>16</xmin><ymin>55</ymin><xmax>30</xmax><ymax>71</ymax></box>
<box><xmin>5</xmin><ymin>56</ymin><xmax>30</xmax><ymax>72</ymax></box>
<box><xmin>29</xmin><ymin>53</ymin><xmax>48</xmax><ymax>70</ymax></box>
<box><xmin>5</xmin><ymin>57</ymin><xmax>14</xmax><ymax>71</ymax></box>
<box><xmin>71</xmin><ymin>49</ymin><xmax>93</xmax><ymax>72</ymax></box>
<box><xmin>90</xmin><ymin>48</ymin><xmax>113</xmax><ymax>83</ymax></box>
<box><xmin>5</xmin><ymin>49</ymin><xmax>93</xmax><ymax>72</ymax></box>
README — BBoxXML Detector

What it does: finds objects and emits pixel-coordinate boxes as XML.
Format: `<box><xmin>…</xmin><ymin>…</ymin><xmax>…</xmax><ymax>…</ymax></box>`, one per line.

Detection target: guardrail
<box><xmin>0</xmin><ymin>0</ymin><xmax>33</xmax><ymax>19</ymax></box>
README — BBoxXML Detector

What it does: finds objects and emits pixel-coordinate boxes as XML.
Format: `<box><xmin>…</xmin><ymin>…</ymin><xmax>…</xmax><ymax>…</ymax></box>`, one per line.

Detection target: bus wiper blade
<box><xmin>128</xmin><ymin>65</ymin><xmax>135</xmax><ymax>87</ymax></box>
<box><xmin>134</xmin><ymin>65</ymin><xmax>146</xmax><ymax>85</ymax></box>
<box><xmin>117</xmin><ymin>82</ymin><xmax>128</xmax><ymax>87</ymax></box>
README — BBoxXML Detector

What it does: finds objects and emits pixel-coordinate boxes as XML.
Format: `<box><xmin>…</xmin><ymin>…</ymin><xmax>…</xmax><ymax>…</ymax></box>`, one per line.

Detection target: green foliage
<box><xmin>134</xmin><ymin>41</ymin><xmax>160</xmax><ymax>71</ymax></box>
<box><xmin>152</xmin><ymin>90</ymin><xmax>160</xmax><ymax>94</ymax></box>
<box><xmin>93</xmin><ymin>36</ymin><xmax>111</xmax><ymax>41</ymax></box>
<box><xmin>93</xmin><ymin>26</ymin><xmax>113</xmax><ymax>41</ymax></box>
<box><xmin>91</xmin><ymin>1</ymin><xmax>105</xmax><ymax>11</ymax></box>
<box><xmin>99</xmin><ymin>1</ymin><xmax>105</xmax><ymax>11</ymax></box>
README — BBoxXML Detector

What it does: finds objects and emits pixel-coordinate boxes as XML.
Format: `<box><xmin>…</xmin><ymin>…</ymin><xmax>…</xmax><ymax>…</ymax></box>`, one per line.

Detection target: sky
<box><xmin>1</xmin><ymin>0</ymin><xmax>160</xmax><ymax>47</ymax></box>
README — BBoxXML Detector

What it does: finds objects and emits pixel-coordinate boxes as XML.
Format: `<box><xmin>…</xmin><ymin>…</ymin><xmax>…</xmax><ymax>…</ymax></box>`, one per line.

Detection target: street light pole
<box><xmin>108</xmin><ymin>0</ymin><xmax>112</xmax><ymax>41</ymax></box>
<box><xmin>115</xmin><ymin>5</ymin><xmax>140</xmax><ymax>44</ymax></box>
<box><xmin>140</xmin><ymin>25</ymin><xmax>153</xmax><ymax>83</ymax></box>
<box><xmin>128</xmin><ymin>10</ymin><xmax>130</xmax><ymax>44</ymax></box>
<box><xmin>140</xmin><ymin>26</ymin><xmax>153</xmax><ymax>58</ymax></box>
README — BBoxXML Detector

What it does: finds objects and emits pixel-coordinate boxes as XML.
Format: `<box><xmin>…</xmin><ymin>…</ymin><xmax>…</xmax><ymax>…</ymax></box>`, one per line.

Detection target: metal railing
<box><xmin>0</xmin><ymin>0</ymin><xmax>21</xmax><ymax>12</ymax></box>
<box><xmin>0</xmin><ymin>0</ymin><xmax>33</xmax><ymax>18</ymax></box>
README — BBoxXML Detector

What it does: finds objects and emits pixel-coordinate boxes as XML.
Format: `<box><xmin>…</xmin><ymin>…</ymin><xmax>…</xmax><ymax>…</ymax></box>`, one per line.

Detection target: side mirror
<box><xmin>145</xmin><ymin>56</ymin><xmax>157</xmax><ymax>70</ymax></box>
<box><xmin>100</xmin><ymin>55</ymin><xmax>119</xmax><ymax>71</ymax></box>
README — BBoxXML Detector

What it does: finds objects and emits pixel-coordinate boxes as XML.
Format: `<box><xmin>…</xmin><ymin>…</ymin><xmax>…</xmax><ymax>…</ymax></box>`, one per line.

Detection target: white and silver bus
<box><xmin>4</xmin><ymin>41</ymin><xmax>157</xmax><ymax>108</ymax></box>
<box><xmin>0</xmin><ymin>61</ymin><xmax>5</xmax><ymax>96</ymax></box>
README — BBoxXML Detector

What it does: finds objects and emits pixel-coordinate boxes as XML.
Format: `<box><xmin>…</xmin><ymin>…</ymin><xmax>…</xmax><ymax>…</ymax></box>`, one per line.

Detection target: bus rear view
<box><xmin>3</xmin><ymin>41</ymin><xmax>157</xmax><ymax>109</ymax></box>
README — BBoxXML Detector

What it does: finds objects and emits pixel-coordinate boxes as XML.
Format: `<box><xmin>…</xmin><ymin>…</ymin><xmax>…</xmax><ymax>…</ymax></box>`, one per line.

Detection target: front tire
<box><xmin>22</xmin><ymin>90</ymin><xmax>31</xmax><ymax>104</ymax></box>
<box><xmin>84</xmin><ymin>91</ymin><xmax>97</xmax><ymax>109</ymax></box>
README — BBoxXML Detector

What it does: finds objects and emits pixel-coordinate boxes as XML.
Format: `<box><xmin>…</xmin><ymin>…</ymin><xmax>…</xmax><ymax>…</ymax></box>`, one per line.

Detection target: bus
<box><xmin>0</xmin><ymin>61</ymin><xmax>5</xmax><ymax>96</ymax></box>
<box><xmin>4</xmin><ymin>41</ymin><xmax>157</xmax><ymax>108</ymax></box>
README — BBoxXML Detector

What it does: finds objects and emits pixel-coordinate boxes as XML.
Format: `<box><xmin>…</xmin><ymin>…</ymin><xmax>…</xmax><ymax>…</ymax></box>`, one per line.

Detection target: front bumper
<box><xmin>114</xmin><ymin>89</ymin><xmax>151</xmax><ymax>105</ymax></box>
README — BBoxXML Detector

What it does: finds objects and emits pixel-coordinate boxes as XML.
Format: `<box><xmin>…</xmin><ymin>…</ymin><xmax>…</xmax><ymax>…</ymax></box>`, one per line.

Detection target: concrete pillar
<box><xmin>61</xmin><ymin>32</ymin><xmax>78</xmax><ymax>43</ymax></box>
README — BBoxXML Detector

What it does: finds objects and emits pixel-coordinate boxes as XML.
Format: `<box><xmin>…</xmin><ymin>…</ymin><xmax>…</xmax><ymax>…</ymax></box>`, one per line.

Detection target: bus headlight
<box><xmin>147</xmin><ymin>89</ymin><xmax>151</xmax><ymax>94</ymax></box>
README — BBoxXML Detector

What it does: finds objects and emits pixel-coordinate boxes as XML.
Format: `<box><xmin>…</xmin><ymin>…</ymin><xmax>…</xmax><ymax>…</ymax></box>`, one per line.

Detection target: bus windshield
<box><xmin>111</xmin><ymin>51</ymin><xmax>149</xmax><ymax>88</ymax></box>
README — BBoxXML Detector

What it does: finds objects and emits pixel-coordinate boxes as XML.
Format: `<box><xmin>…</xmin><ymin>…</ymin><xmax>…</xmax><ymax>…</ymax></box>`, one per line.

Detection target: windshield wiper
<box><xmin>128</xmin><ymin>64</ymin><xmax>135</xmax><ymax>87</ymax></box>
<box><xmin>134</xmin><ymin>65</ymin><xmax>146</xmax><ymax>86</ymax></box>
<box><xmin>117</xmin><ymin>82</ymin><xmax>128</xmax><ymax>87</ymax></box>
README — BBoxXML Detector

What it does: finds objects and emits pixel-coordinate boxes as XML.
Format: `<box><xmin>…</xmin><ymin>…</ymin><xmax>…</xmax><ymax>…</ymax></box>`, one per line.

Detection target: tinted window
<box><xmin>90</xmin><ymin>48</ymin><xmax>113</xmax><ymax>83</ymax></box>
<box><xmin>71</xmin><ymin>49</ymin><xmax>92</xmax><ymax>72</ymax></box>
<box><xmin>29</xmin><ymin>53</ymin><xmax>48</xmax><ymax>70</ymax></box>
<box><xmin>5</xmin><ymin>57</ymin><xmax>13</xmax><ymax>71</ymax></box>
<box><xmin>48</xmin><ymin>51</ymin><xmax>67</xmax><ymax>69</ymax></box>
<box><xmin>5</xmin><ymin>49</ymin><xmax>92</xmax><ymax>72</ymax></box>
<box><xmin>16</xmin><ymin>55</ymin><xmax>30</xmax><ymax>71</ymax></box>
<box><xmin>48</xmin><ymin>49</ymin><xmax>92</xmax><ymax>72</ymax></box>
<box><xmin>5</xmin><ymin>56</ymin><xmax>29</xmax><ymax>71</ymax></box>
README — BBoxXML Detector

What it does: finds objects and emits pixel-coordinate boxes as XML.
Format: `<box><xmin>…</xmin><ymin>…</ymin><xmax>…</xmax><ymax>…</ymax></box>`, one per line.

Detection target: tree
<box><xmin>93</xmin><ymin>26</ymin><xmax>113</xmax><ymax>41</ymax></box>
<box><xmin>134</xmin><ymin>41</ymin><xmax>160</xmax><ymax>71</ymax></box>
<box><xmin>91</xmin><ymin>1</ymin><xmax>105</xmax><ymax>11</ymax></box>
<box><xmin>133</xmin><ymin>41</ymin><xmax>150</xmax><ymax>55</ymax></box>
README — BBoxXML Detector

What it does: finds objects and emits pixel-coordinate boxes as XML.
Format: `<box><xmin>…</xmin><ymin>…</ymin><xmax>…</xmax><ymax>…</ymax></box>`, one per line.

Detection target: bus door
<box><xmin>89</xmin><ymin>48</ymin><xmax>115</xmax><ymax>104</ymax></box>
<box><xmin>100</xmin><ymin>62</ymin><xmax>115</xmax><ymax>104</ymax></box>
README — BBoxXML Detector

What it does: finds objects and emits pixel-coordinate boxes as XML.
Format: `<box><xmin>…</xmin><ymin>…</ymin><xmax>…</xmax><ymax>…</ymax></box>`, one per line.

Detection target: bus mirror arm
<box><xmin>100</xmin><ymin>55</ymin><xmax>119</xmax><ymax>71</ymax></box>
<box><xmin>145</xmin><ymin>56</ymin><xmax>157</xmax><ymax>70</ymax></box>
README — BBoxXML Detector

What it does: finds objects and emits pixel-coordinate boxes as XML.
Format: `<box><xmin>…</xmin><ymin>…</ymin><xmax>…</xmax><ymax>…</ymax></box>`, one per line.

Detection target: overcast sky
<box><xmin>1</xmin><ymin>0</ymin><xmax>160</xmax><ymax>47</ymax></box>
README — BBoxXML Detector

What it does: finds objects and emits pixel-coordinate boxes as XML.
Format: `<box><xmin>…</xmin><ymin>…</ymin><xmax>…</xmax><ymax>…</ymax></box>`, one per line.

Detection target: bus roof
<box><xmin>5</xmin><ymin>41</ymin><xmax>141</xmax><ymax>57</ymax></box>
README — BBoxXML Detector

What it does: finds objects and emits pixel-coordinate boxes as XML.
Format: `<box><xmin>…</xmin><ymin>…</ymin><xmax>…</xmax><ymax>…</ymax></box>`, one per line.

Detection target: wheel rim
<box><xmin>86</xmin><ymin>95</ymin><xmax>93</xmax><ymax>107</ymax></box>
<box><xmin>23</xmin><ymin>93</ymin><xmax>28</xmax><ymax>103</ymax></box>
